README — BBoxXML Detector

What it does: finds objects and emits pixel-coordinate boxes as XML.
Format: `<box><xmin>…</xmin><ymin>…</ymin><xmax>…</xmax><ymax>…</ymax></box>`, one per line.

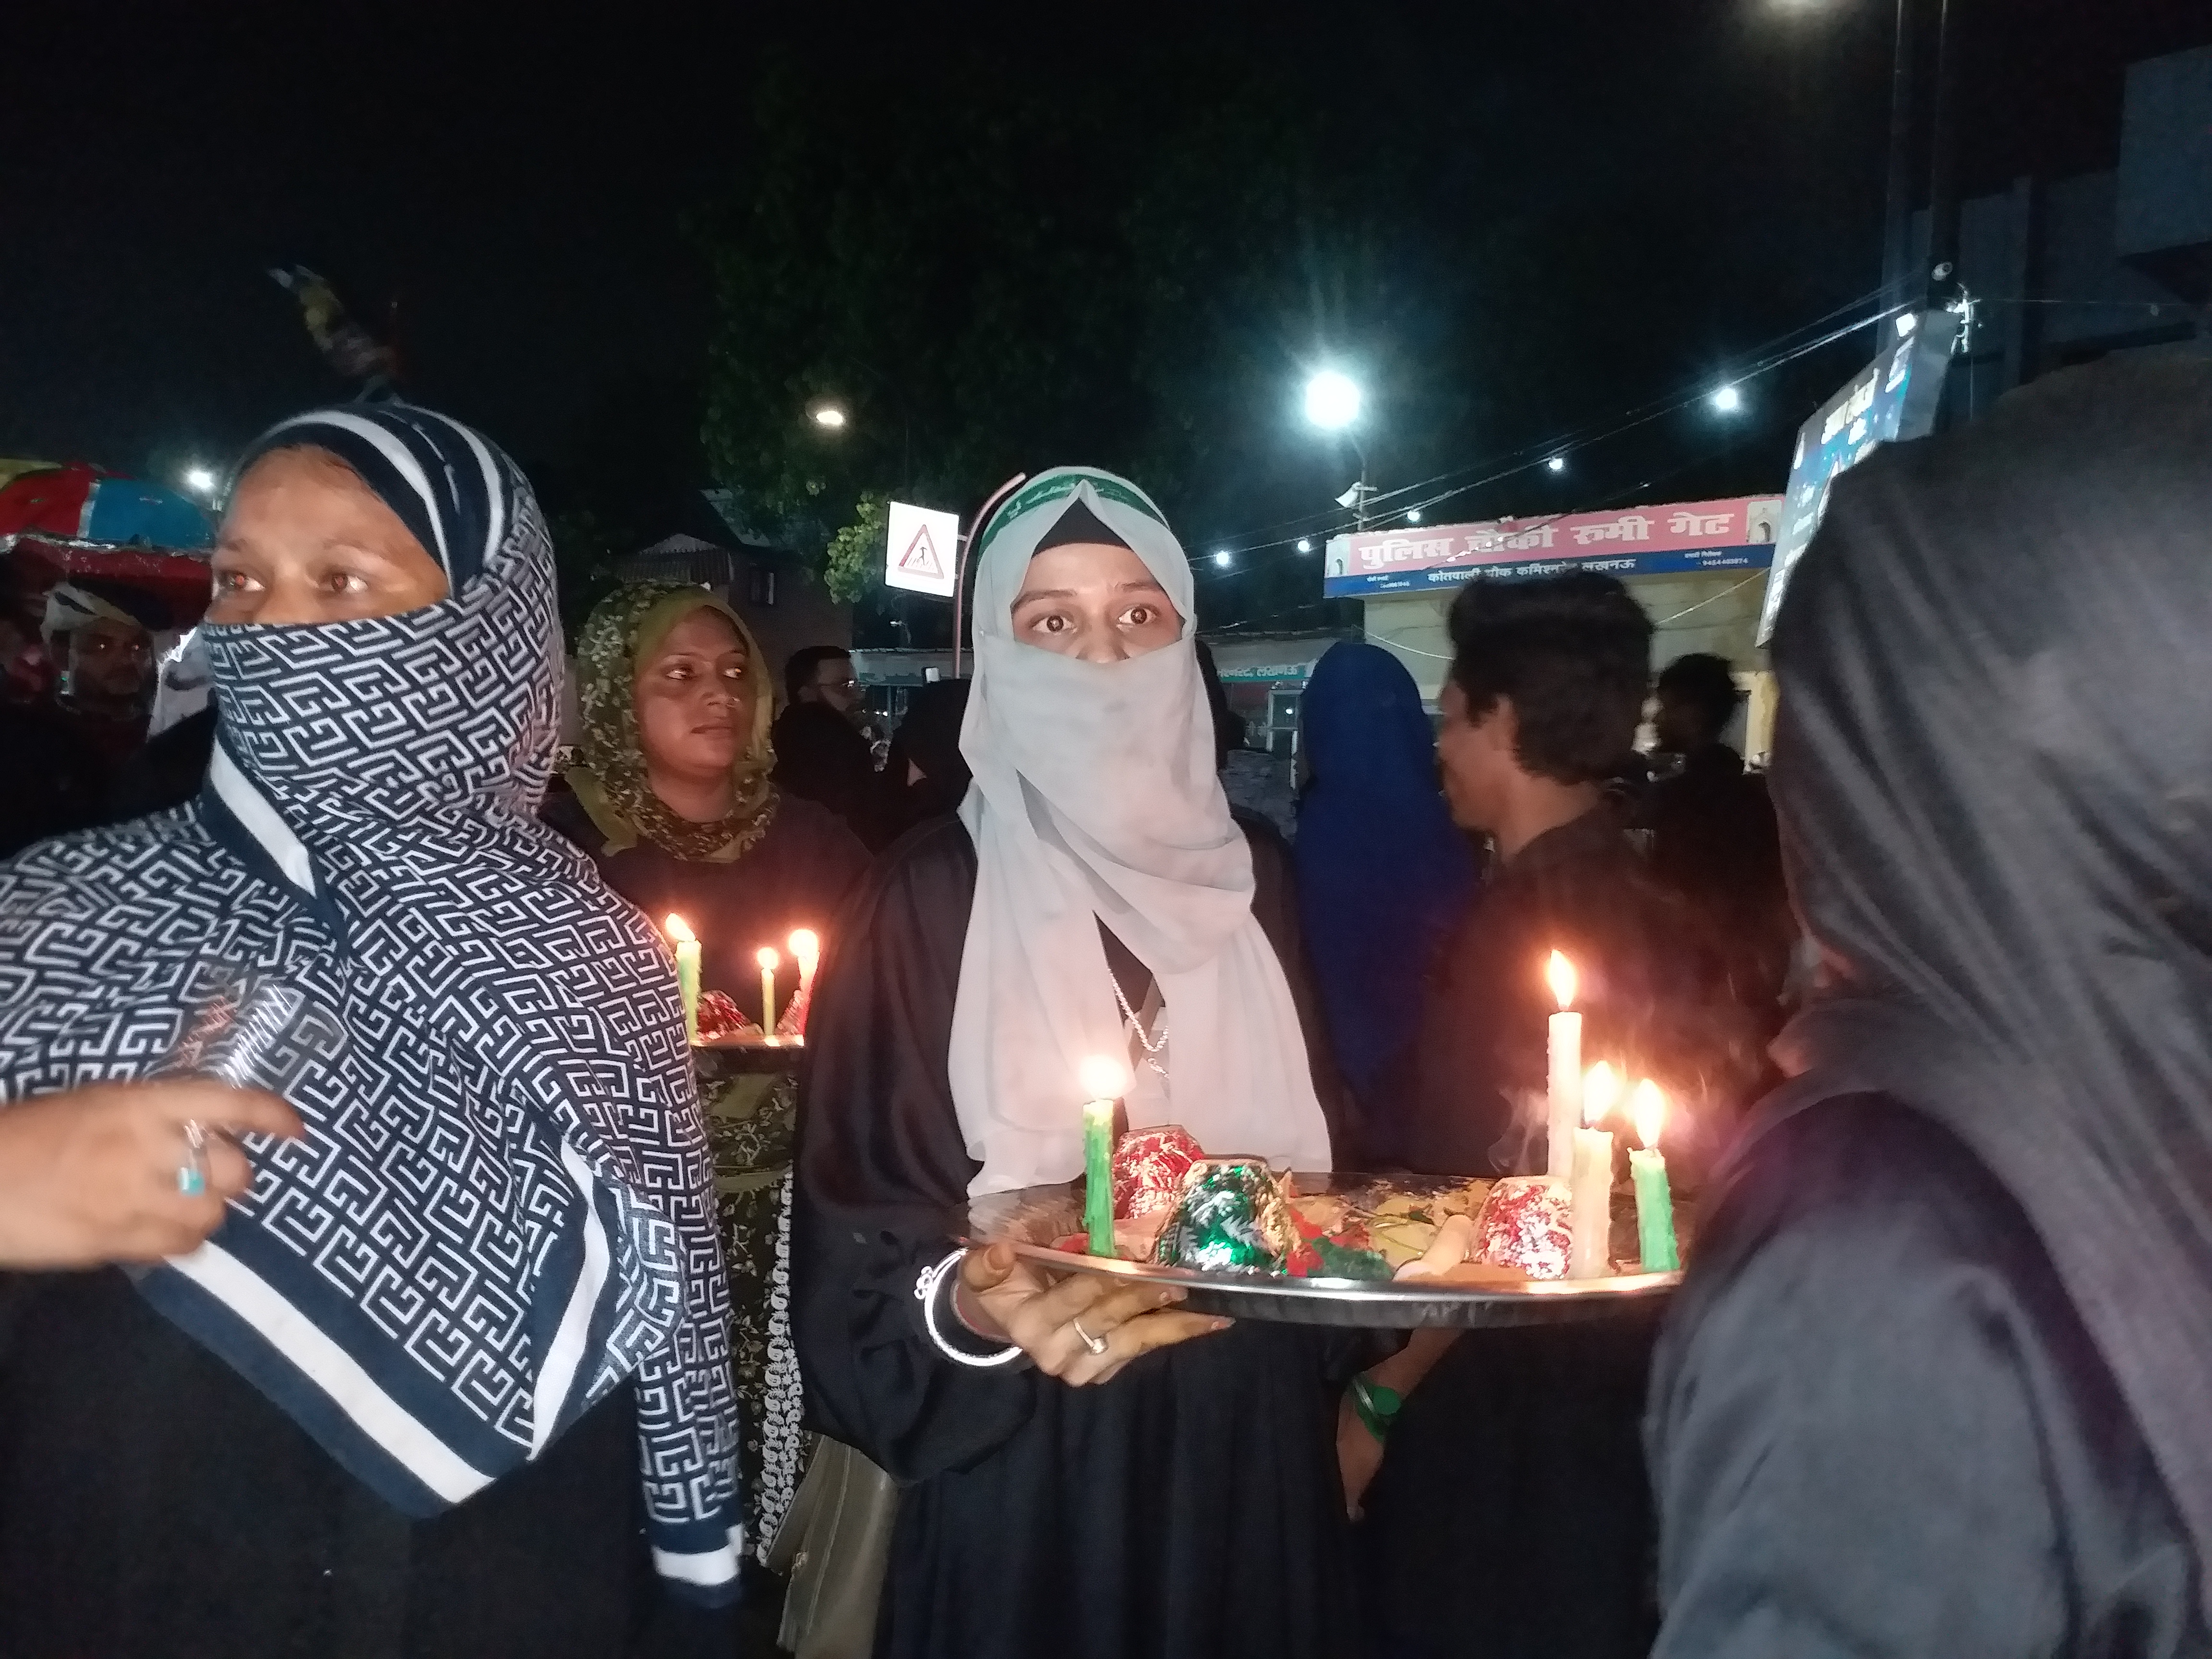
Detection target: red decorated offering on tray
<box><xmin>693</xmin><ymin>989</ymin><xmax>758</xmax><ymax>1043</ymax></box>
<box><xmin>1113</xmin><ymin>1125</ymin><xmax>1203</xmax><ymax>1221</ymax></box>
<box><xmin>1473</xmin><ymin>1175</ymin><xmax>1575</xmax><ymax>1280</ymax></box>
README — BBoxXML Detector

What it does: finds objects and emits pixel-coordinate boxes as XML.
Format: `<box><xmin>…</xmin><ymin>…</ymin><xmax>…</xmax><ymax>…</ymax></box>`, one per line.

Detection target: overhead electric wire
<box><xmin>1188</xmin><ymin>282</ymin><xmax>1908</xmax><ymax>592</ymax></box>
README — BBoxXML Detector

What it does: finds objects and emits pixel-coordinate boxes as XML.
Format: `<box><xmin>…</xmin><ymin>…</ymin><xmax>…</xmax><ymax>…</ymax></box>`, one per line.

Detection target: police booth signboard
<box><xmin>885</xmin><ymin>500</ymin><xmax>961</xmax><ymax>598</ymax></box>
<box><xmin>1755</xmin><ymin>307</ymin><xmax>1960</xmax><ymax>643</ymax></box>
<box><xmin>1322</xmin><ymin>496</ymin><xmax>1782</xmax><ymax>599</ymax></box>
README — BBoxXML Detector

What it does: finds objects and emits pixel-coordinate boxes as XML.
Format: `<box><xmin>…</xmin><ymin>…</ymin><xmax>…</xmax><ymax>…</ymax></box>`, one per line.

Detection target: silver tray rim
<box><xmin>960</xmin><ymin>1171</ymin><xmax>1683</xmax><ymax>1330</ymax></box>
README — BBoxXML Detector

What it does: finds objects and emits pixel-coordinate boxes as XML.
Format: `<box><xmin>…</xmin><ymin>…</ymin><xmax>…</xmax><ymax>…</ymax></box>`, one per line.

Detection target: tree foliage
<box><xmin>821</xmin><ymin>492</ymin><xmax>890</xmax><ymax>605</ymax></box>
<box><xmin>695</xmin><ymin>29</ymin><xmax>1868</xmax><ymax>640</ymax></box>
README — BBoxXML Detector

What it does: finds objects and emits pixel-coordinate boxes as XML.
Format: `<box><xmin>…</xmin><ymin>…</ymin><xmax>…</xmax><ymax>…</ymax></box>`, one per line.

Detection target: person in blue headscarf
<box><xmin>1293</xmin><ymin>641</ymin><xmax>1476</xmax><ymax>1166</ymax></box>
<box><xmin>0</xmin><ymin>405</ymin><xmax>740</xmax><ymax>1657</ymax></box>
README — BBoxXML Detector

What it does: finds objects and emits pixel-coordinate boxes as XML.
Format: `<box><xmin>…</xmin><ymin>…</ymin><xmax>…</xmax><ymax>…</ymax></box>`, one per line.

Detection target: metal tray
<box><xmin>960</xmin><ymin>1172</ymin><xmax>1680</xmax><ymax>1330</ymax></box>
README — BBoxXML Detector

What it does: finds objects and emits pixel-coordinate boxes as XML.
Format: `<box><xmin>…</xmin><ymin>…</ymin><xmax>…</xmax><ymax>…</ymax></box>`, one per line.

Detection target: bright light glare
<box><xmin>1213</xmin><ymin>550</ymin><xmax>1233</xmax><ymax>568</ymax></box>
<box><xmin>1296</xmin><ymin>538</ymin><xmax>1313</xmax><ymax>553</ymax></box>
<box><xmin>182</xmin><ymin>466</ymin><xmax>217</xmax><ymax>495</ymax></box>
<box><xmin>1710</xmin><ymin>385</ymin><xmax>1743</xmax><ymax>414</ymax></box>
<box><xmin>1303</xmin><ymin>369</ymin><xmax>1362</xmax><ymax>431</ymax></box>
<box><xmin>1407</xmin><ymin>509</ymin><xmax>1422</xmax><ymax>523</ymax></box>
<box><xmin>810</xmin><ymin>404</ymin><xmax>848</xmax><ymax>429</ymax></box>
<box><xmin>1546</xmin><ymin>456</ymin><xmax>1566</xmax><ymax>473</ymax></box>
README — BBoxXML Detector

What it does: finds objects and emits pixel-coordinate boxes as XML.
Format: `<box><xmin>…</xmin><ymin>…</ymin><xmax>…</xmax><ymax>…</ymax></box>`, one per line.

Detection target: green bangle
<box><xmin>1349</xmin><ymin>1373</ymin><xmax>1403</xmax><ymax>1443</ymax></box>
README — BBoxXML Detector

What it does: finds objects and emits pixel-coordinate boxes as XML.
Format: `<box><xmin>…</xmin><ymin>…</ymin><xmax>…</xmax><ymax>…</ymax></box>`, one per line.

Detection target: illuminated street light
<box><xmin>1546</xmin><ymin>456</ymin><xmax>1566</xmax><ymax>473</ymax></box>
<box><xmin>181</xmin><ymin>466</ymin><xmax>218</xmax><ymax>497</ymax></box>
<box><xmin>1303</xmin><ymin>370</ymin><xmax>1362</xmax><ymax>431</ymax></box>
<box><xmin>1710</xmin><ymin>385</ymin><xmax>1743</xmax><ymax>414</ymax></box>
<box><xmin>809</xmin><ymin>402</ymin><xmax>848</xmax><ymax>430</ymax></box>
<box><xmin>1296</xmin><ymin>538</ymin><xmax>1313</xmax><ymax>553</ymax></box>
<box><xmin>1407</xmin><ymin>508</ymin><xmax>1422</xmax><ymax>524</ymax></box>
<box><xmin>1213</xmin><ymin>550</ymin><xmax>1233</xmax><ymax>568</ymax></box>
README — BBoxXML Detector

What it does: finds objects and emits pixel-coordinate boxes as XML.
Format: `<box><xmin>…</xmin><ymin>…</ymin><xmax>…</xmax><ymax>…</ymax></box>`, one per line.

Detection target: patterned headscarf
<box><xmin>567</xmin><ymin>583</ymin><xmax>778</xmax><ymax>863</ymax></box>
<box><xmin>0</xmin><ymin>404</ymin><xmax>744</xmax><ymax>1604</ymax></box>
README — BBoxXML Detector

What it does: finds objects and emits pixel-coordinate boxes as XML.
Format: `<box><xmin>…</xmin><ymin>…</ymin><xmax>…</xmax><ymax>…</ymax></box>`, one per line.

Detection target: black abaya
<box><xmin>0</xmin><ymin>1269</ymin><xmax>729</xmax><ymax>1659</ymax></box>
<box><xmin>1648</xmin><ymin>1095</ymin><xmax>2205</xmax><ymax>1656</ymax></box>
<box><xmin>792</xmin><ymin>817</ymin><xmax>1357</xmax><ymax>1659</ymax></box>
<box><xmin>543</xmin><ymin>784</ymin><xmax>869</xmax><ymax>1029</ymax></box>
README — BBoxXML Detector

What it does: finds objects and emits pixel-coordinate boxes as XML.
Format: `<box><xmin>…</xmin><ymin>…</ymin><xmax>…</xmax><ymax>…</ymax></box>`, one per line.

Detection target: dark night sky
<box><xmin>8</xmin><ymin>0</ymin><xmax>2208</xmax><ymax>519</ymax></box>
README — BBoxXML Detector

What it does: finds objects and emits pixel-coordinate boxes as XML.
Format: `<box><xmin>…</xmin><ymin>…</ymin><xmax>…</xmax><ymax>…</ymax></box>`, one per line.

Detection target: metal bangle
<box><xmin>915</xmin><ymin>1248</ymin><xmax>1023</xmax><ymax>1368</ymax></box>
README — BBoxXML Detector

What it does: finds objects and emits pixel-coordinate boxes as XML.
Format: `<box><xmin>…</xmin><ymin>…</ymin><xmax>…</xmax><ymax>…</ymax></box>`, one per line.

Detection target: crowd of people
<box><xmin>0</xmin><ymin>353</ymin><xmax>2206</xmax><ymax>1659</ymax></box>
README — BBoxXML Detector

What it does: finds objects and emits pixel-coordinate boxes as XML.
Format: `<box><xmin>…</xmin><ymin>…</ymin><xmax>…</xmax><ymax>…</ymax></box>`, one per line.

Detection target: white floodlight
<box><xmin>1303</xmin><ymin>370</ymin><xmax>1362</xmax><ymax>431</ymax></box>
<box><xmin>1710</xmin><ymin>385</ymin><xmax>1743</xmax><ymax>414</ymax></box>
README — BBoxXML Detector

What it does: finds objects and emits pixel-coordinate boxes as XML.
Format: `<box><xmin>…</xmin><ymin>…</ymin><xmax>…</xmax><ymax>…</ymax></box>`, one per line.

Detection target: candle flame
<box><xmin>1583</xmin><ymin>1060</ymin><xmax>1621</xmax><ymax>1125</ymax></box>
<box><xmin>756</xmin><ymin>946</ymin><xmax>781</xmax><ymax>970</ymax></box>
<box><xmin>1545</xmin><ymin>950</ymin><xmax>1577</xmax><ymax>1010</ymax></box>
<box><xmin>788</xmin><ymin>928</ymin><xmax>821</xmax><ymax>972</ymax></box>
<box><xmin>1632</xmin><ymin>1079</ymin><xmax>1667</xmax><ymax>1149</ymax></box>
<box><xmin>664</xmin><ymin>914</ymin><xmax>696</xmax><ymax>945</ymax></box>
<box><xmin>1079</xmin><ymin>1054</ymin><xmax>1131</xmax><ymax>1102</ymax></box>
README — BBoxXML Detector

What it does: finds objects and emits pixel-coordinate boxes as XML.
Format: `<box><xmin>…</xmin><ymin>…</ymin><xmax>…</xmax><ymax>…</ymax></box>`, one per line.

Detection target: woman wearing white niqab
<box><xmin>793</xmin><ymin>467</ymin><xmax>1352</xmax><ymax>1659</ymax></box>
<box><xmin>951</xmin><ymin>469</ymin><xmax>1333</xmax><ymax>1192</ymax></box>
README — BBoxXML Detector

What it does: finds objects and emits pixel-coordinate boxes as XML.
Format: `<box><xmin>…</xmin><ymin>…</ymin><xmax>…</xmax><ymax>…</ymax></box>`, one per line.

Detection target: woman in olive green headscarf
<box><xmin>546</xmin><ymin>582</ymin><xmax>872</xmax><ymax>1555</ymax></box>
<box><xmin>552</xmin><ymin>582</ymin><xmax>869</xmax><ymax>935</ymax></box>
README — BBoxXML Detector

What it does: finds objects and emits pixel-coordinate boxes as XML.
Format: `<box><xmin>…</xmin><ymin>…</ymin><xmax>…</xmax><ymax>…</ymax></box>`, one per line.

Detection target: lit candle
<box><xmin>665</xmin><ymin>914</ymin><xmax>701</xmax><ymax>1044</ymax></box>
<box><xmin>757</xmin><ymin>946</ymin><xmax>781</xmax><ymax>1038</ymax></box>
<box><xmin>1570</xmin><ymin>1061</ymin><xmax>1620</xmax><ymax>1279</ymax></box>
<box><xmin>1079</xmin><ymin>1056</ymin><xmax>1130</xmax><ymax>1258</ymax></box>
<box><xmin>1545</xmin><ymin>951</ymin><xmax>1583</xmax><ymax>1180</ymax></box>
<box><xmin>788</xmin><ymin>929</ymin><xmax>821</xmax><ymax>1001</ymax></box>
<box><xmin>1629</xmin><ymin>1079</ymin><xmax>1680</xmax><ymax>1272</ymax></box>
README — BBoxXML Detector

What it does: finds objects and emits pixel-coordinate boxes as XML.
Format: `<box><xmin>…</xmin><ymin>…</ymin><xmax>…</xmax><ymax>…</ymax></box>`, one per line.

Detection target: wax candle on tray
<box><xmin>785</xmin><ymin>928</ymin><xmax>822</xmax><ymax>1037</ymax></box>
<box><xmin>1629</xmin><ymin>1079</ymin><xmax>1680</xmax><ymax>1272</ymax></box>
<box><xmin>1079</xmin><ymin>1056</ymin><xmax>1130</xmax><ymax>1257</ymax></box>
<box><xmin>1570</xmin><ymin>1061</ymin><xmax>1620</xmax><ymax>1278</ymax></box>
<box><xmin>665</xmin><ymin>914</ymin><xmax>701</xmax><ymax>1045</ymax></box>
<box><xmin>1545</xmin><ymin>951</ymin><xmax>1583</xmax><ymax>1180</ymax></box>
<box><xmin>756</xmin><ymin>946</ymin><xmax>781</xmax><ymax>1038</ymax></box>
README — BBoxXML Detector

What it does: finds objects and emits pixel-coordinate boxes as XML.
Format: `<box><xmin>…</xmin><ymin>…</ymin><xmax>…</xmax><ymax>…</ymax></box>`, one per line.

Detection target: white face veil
<box><xmin>950</xmin><ymin>468</ymin><xmax>1333</xmax><ymax>1195</ymax></box>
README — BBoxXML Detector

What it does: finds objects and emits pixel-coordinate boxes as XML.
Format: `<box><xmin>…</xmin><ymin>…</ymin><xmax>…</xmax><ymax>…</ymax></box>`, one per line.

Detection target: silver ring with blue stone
<box><xmin>177</xmin><ymin>1120</ymin><xmax>208</xmax><ymax>1197</ymax></box>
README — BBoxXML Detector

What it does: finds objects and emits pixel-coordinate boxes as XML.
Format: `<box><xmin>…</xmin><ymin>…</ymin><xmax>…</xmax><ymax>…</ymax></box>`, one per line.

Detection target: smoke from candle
<box><xmin>1583</xmin><ymin>1060</ymin><xmax>1622</xmax><ymax>1125</ymax></box>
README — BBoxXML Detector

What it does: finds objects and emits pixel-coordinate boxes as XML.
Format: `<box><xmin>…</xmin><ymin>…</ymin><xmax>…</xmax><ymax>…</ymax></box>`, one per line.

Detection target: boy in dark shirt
<box><xmin>1397</xmin><ymin>572</ymin><xmax>1696</xmax><ymax>1178</ymax></box>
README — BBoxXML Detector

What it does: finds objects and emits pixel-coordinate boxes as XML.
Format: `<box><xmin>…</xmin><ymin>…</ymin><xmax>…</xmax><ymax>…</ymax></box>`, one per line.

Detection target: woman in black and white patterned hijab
<box><xmin>0</xmin><ymin>404</ymin><xmax>741</xmax><ymax>1656</ymax></box>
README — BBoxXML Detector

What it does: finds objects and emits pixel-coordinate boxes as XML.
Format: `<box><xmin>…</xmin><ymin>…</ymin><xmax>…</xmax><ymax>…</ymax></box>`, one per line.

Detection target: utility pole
<box><xmin>1924</xmin><ymin>0</ymin><xmax>1963</xmax><ymax>305</ymax></box>
<box><xmin>1879</xmin><ymin>0</ymin><xmax>1917</xmax><ymax>303</ymax></box>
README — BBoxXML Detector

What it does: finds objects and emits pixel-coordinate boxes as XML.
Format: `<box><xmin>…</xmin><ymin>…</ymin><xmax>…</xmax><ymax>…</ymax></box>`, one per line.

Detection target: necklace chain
<box><xmin>1110</xmin><ymin>975</ymin><xmax>1170</xmax><ymax>1074</ymax></box>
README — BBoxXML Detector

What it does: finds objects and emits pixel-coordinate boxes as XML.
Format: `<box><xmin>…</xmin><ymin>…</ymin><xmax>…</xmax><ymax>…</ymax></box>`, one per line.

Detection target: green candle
<box><xmin>667</xmin><ymin>914</ymin><xmax>701</xmax><ymax>1045</ymax></box>
<box><xmin>1079</xmin><ymin>1057</ymin><xmax>1127</xmax><ymax>1258</ymax></box>
<box><xmin>1629</xmin><ymin>1079</ymin><xmax>1680</xmax><ymax>1272</ymax></box>
<box><xmin>1083</xmin><ymin>1096</ymin><xmax>1116</xmax><ymax>1256</ymax></box>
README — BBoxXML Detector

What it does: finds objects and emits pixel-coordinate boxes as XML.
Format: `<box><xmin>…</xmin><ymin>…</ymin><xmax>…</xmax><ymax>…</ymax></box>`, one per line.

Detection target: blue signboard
<box><xmin>1755</xmin><ymin>308</ymin><xmax>1961</xmax><ymax>643</ymax></box>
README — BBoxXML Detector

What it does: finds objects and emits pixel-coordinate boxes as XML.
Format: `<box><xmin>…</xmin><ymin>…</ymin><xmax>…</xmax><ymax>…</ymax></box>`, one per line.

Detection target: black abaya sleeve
<box><xmin>1647</xmin><ymin>1094</ymin><xmax>2204</xmax><ymax>1659</ymax></box>
<box><xmin>791</xmin><ymin>819</ymin><xmax>1040</xmax><ymax>1480</ymax></box>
